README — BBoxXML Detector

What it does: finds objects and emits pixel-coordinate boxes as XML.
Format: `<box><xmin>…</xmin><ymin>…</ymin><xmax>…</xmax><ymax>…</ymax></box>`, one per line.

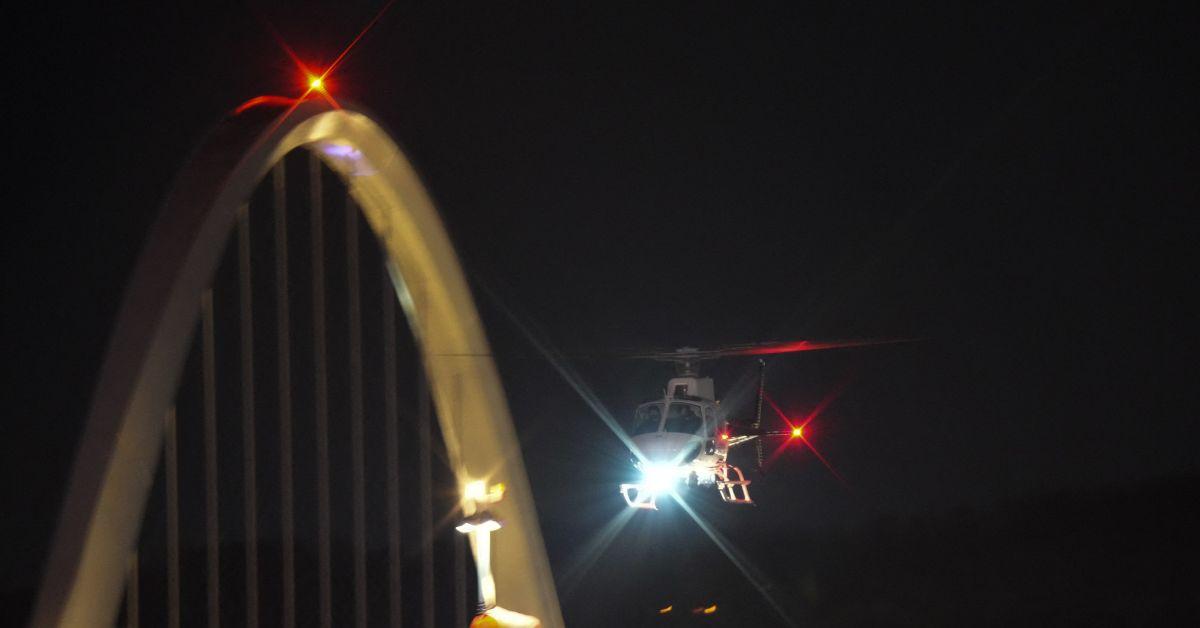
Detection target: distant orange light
<box><xmin>658</xmin><ymin>605</ymin><xmax>673</xmax><ymax>615</ymax></box>
<box><xmin>720</xmin><ymin>432</ymin><xmax>730</xmax><ymax>441</ymax></box>
<box><xmin>309</xmin><ymin>76</ymin><xmax>324</xmax><ymax>90</ymax></box>
<box><xmin>703</xmin><ymin>604</ymin><xmax>718</xmax><ymax>614</ymax></box>
<box><xmin>792</xmin><ymin>426</ymin><xmax>803</xmax><ymax>438</ymax></box>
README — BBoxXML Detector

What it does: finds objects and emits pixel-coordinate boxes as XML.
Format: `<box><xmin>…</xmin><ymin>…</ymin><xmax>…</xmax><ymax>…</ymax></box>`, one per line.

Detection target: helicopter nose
<box><xmin>632</xmin><ymin>433</ymin><xmax>700</xmax><ymax>465</ymax></box>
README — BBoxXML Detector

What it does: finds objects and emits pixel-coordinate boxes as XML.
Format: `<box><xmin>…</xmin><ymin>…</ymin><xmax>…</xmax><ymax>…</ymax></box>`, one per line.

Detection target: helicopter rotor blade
<box><xmin>621</xmin><ymin>338</ymin><xmax>913</xmax><ymax>362</ymax></box>
<box><xmin>724</xmin><ymin>338</ymin><xmax>914</xmax><ymax>356</ymax></box>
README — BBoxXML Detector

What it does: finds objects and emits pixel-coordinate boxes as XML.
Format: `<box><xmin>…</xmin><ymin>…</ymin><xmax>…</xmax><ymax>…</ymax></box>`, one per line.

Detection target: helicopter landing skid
<box><xmin>715</xmin><ymin>463</ymin><xmax>753</xmax><ymax>505</ymax></box>
<box><xmin>619</xmin><ymin>483</ymin><xmax>659</xmax><ymax>509</ymax></box>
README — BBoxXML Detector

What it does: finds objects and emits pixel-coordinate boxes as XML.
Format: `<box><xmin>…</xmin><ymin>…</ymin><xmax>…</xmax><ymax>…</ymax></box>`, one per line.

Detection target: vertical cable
<box><xmin>454</xmin><ymin>534</ymin><xmax>466</xmax><ymax>627</ymax></box>
<box><xmin>347</xmin><ymin>194</ymin><xmax>368</xmax><ymax>628</ymax></box>
<box><xmin>382</xmin><ymin>266</ymin><xmax>402</xmax><ymax>628</ymax></box>
<box><xmin>453</xmin><ymin>375</ymin><xmax>466</xmax><ymax>627</ymax></box>
<box><xmin>754</xmin><ymin>359</ymin><xmax>766</xmax><ymax>472</ymax></box>
<box><xmin>238</xmin><ymin>205</ymin><xmax>259</xmax><ymax>628</ymax></box>
<box><xmin>273</xmin><ymin>161</ymin><xmax>295</xmax><ymax>628</ymax></box>
<box><xmin>126</xmin><ymin>551</ymin><xmax>139</xmax><ymax>628</ymax></box>
<box><xmin>165</xmin><ymin>407</ymin><xmax>180</xmax><ymax>628</ymax></box>
<box><xmin>310</xmin><ymin>153</ymin><xmax>333</xmax><ymax>628</ymax></box>
<box><xmin>202</xmin><ymin>290</ymin><xmax>220</xmax><ymax>628</ymax></box>
<box><xmin>419</xmin><ymin>364</ymin><xmax>434</xmax><ymax>627</ymax></box>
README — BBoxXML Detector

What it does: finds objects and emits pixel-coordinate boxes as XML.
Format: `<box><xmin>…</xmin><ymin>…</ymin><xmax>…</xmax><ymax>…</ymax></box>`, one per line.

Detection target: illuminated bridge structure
<box><xmin>29</xmin><ymin>102</ymin><xmax>563</xmax><ymax>627</ymax></box>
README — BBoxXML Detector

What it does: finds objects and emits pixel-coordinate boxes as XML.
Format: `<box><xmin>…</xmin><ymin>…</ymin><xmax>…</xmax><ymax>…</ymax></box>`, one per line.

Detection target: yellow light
<box><xmin>309</xmin><ymin>76</ymin><xmax>324</xmax><ymax>90</ymax></box>
<box><xmin>792</xmin><ymin>426</ymin><xmax>803</xmax><ymax>438</ymax></box>
<box><xmin>464</xmin><ymin>480</ymin><xmax>487</xmax><ymax>502</ymax></box>
<box><xmin>658</xmin><ymin>605</ymin><xmax>672</xmax><ymax>615</ymax></box>
<box><xmin>703</xmin><ymin>604</ymin><xmax>717</xmax><ymax>614</ymax></box>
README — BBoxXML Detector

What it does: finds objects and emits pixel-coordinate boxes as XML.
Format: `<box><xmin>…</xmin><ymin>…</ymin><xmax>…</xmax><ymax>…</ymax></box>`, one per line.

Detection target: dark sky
<box><xmin>5</xmin><ymin>1</ymin><xmax>1198</xmax><ymax>622</ymax></box>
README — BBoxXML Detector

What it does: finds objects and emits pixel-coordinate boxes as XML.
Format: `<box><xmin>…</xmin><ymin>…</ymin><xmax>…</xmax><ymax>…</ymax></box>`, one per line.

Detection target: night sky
<box><xmin>5</xmin><ymin>2</ymin><xmax>1198</xmax><ymax>624</ymax></box>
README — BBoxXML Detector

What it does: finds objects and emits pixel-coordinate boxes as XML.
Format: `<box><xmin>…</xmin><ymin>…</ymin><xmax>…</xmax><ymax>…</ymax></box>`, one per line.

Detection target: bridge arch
<box><xmin>32</xmin><ymin>101</ymin><xmax>562</xmax><ymax>626</ymax></box>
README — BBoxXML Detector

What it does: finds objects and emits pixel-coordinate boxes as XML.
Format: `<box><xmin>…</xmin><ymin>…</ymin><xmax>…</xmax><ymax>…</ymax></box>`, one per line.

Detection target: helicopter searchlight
<box><xmin>619</xmin><ymin>462</ymin><xmax>688</xmax><ymax>510</ymax></box>
<box><xmin>642</xmin><ymin>463</ymin><xmax>685</xmax><ymax>493</ymax></box>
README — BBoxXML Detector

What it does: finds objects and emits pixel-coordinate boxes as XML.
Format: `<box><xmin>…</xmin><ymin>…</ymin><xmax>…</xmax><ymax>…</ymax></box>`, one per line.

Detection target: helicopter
<box><xmin>618</xmin><ymin>340</ymin><xmax>888</xmax><ymax>510</ymax></box>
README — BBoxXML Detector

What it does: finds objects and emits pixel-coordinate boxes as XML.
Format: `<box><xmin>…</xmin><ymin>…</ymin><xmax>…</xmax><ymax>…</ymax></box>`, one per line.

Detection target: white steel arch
<box><xmin>30</xmin><ymin>101</ymin><xmax>563</xmax><ymax>627</ymax></box>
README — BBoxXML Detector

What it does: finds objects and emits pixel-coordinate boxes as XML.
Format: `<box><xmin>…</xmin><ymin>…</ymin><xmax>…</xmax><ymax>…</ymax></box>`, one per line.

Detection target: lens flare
<box><xmin>669</xmin><ymin>493</ymin><xmax>797</xmax><ymax>626</ymax></box>
<box><xmin>253</xmin><ymin>0</ymin><xmax>397</xmax><ymax>126</ymax></box>
<box><xmin>762</xmin><ymin>389</ymin><xmax>850</xmax><ymax>487</ymax></box>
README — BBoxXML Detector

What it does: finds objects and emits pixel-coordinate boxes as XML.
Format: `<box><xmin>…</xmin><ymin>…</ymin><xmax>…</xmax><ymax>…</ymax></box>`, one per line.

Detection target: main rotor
<box><xmin>624</xmin><ymin>339</ymin><xmax>894</xmax><ymax>376</ymax></box>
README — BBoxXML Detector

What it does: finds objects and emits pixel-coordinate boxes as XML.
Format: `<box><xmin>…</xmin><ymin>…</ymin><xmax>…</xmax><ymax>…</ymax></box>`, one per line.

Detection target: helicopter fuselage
<box><xmin>616</xmin><ymin>341</ymin><xmax>879</xmax><ymax>509</ymax></box>
<box><xmin>621</xmin><ymin>376</ymin><xmax>757</xmax><ymax>507</ymax></box>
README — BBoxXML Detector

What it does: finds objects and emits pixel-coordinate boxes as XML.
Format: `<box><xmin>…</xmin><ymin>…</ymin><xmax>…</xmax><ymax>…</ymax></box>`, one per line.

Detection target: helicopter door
<box><xmin>702</xmin><ymin>406</ymin><xmax>720</xmax><ymax>437</ymax></box>
<box><xmin>702</xmin><ymin>411</ymin><xmax>716</xmax><ymax>455</ymax></box>
<box><xmin>699</xmin><ymin>406</ymin><xmax>720</xmax><ymax>454</ymax></box>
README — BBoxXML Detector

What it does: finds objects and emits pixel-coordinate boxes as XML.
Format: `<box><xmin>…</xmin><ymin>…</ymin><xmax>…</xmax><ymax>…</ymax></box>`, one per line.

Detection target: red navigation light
<box><xmin>259</xmin><ymin>0</ymin><xmax>397</xmax><ymax>123</ymax></box>
<box><xmin>720</xmin><ymin>432</ymin><xmax>730</xmax><ymax>441</ymax></box>
<box><xmin>296</xmin><ymin>69</ymin><xmax>340</xmax><ymax>110</ymax></box>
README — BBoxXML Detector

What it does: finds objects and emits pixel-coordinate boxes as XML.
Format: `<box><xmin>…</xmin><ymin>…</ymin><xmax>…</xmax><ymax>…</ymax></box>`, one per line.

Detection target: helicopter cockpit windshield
<box><xmin>631</xmin><ymin>400</ymin><xmax>711</xmax><ymax>438</ymax></box>
<box><xmin>631</xmin><ymin>402</ymin><xmax>663</xmax><ymax>436</ymax></box>
<box><xmin>664</xmin><ymin>401</ymin><xmax>705</xmax><ymax>436</ymax></box>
